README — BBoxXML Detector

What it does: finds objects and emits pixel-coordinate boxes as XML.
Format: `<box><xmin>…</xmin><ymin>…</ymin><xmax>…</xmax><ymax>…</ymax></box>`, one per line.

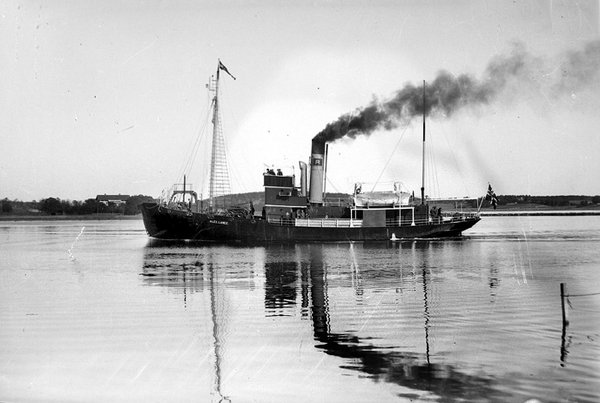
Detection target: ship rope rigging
<box><xmin>174</xmin><ymin>92</ymin><xmax>212</xmax><ymax>193</ymax></box>
<box><xmin>423</xmin><ymin>118</ymin><xmax>474</xmax><ymax>201</ymax></box>
<box><xmin>207</xmin><ymin>62</ymin><xmax>233</xmax><ymax>212</ymax></box>
<box><xmin>218</xmin><ymin>83</ymin><xmax>249</xmax><ymax>200</ymax></box>
<box><xmin>425</xmin><ymin>122</ymin><xmax>440</xmax><ymax>199</ymax></box>
<box><xmin>322</xmin><ymin>81</ymin><xmax>475</xmax><ymax>206</ymax></box>
<box><xmin>435</xmin><ymin>118</ymin><xmax>472</xmax><ymax>198</ymax></box>
<box><xmin>163</xmin><ymin>60</ymin><xmax>238</xmax><ymax>212</ymax></box>
<box><xmin>369</xmin><ymin>116</ymin><xmax>413</xmax><ymax>194</ymax></box>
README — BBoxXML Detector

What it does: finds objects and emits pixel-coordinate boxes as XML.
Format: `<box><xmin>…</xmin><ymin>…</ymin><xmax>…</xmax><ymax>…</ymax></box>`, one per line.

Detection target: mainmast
<box><xmin>421</xmin><ymin>80</ymin><xmax>426</xmax><ymax>205</ymax></box>
<box><xmin>207</xmin><ymin>60</ymin><xmax>234</xmax><ymax>212</ymax></box>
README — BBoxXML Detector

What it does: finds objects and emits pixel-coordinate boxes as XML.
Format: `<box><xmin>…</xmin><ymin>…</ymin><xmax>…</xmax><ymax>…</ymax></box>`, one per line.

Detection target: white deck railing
<box><xmin>268</xmin><ymin>218</ymin><xmax>363</xmax><ymax>227</ymax></box>
<box><xmin>294</xmin><ymin>218</ymin><xmax>362</xmax><ymax>228</ymax></box>
<box><xmin>267</xmin><ymin>212</ymin><xmax>478</xmax><ymax>228</ymax></box>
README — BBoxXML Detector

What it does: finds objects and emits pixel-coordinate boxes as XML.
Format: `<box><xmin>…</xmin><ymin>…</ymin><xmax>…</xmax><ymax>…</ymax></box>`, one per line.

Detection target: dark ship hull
<box><xmin>140</xmin><ymin>202</ymin><xmax>480</xmax><ymax>243</ymax></box>
<box><xmin>140</xmin><ymin>66</ymin><xmax>482</xmax><ymax>243</ymax></box>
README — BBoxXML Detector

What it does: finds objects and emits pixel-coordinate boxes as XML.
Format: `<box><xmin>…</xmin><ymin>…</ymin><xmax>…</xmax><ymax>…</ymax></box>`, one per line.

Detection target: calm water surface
<box><xmin>1</xmin><ymin>216</ymin><xmax>599</xmax><ymax>402</ymax></box>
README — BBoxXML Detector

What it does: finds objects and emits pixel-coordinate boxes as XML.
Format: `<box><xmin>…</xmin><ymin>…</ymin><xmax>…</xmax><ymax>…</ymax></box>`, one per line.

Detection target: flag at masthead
<box><xmin>218</xmin><ymin>60</ymin><xmax>236</xmax><ymax>80</ymax></box>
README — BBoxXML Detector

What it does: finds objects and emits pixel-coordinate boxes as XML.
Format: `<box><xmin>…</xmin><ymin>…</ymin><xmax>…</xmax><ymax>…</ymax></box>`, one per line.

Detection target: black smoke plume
<box><xmin>314</xmin><ymin>40</ymin><xmax>600</xmax><ymax>143</ymax></box>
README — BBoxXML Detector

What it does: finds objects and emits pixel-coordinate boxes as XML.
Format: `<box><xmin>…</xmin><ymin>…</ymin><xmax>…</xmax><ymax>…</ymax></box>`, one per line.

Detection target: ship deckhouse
<box><xmin>262</xmin><ymin>171</ymin><xmax>308</xmax><ymax>222</ymax></box>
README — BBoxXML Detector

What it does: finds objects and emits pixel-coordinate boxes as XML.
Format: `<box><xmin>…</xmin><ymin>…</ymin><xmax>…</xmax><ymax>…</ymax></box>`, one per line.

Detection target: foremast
<box><xmin>207</xmin><ymin>60</ymin><xmax>235</xmax><ymax>212</ymax></box>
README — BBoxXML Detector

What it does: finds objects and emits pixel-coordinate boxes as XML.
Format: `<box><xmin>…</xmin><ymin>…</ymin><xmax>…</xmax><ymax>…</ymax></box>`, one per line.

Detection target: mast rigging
<box><xmin>208</xmin><ymin>60</ymin><xmax>234</xmax><ymax>211</ymax></box>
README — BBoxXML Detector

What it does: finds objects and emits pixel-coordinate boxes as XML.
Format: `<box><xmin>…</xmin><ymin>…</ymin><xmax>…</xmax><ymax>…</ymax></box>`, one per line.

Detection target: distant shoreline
<box><xmin>2</xmin><ymin>210</ymin><xmax>600</xmax><ymax>222</ymax></box>
<box><xmin>479</xmin><ymin>210</ymin><xmax>600</xmax><ymax>216</ymax></box>
<box><xmin>0</xmin><ymin>214</ymin><xmax>142</xmax><ymax>221</ymax></box>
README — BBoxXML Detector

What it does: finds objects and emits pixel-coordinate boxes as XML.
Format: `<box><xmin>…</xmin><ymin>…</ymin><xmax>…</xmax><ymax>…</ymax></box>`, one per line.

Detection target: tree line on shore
<box><xmin>1</xmin><ymin>193</ymin><xmax>599</xmax><ymax>217</ymax></box>
<box><xmin>497</xmin><ymin>195</ymin><xmax>600</xmax><ymax>207</ymax></box>
<box><xmin>1</xmin><ymin>195</ymin><xmax>155</xmax><ymax>216</ymax></box>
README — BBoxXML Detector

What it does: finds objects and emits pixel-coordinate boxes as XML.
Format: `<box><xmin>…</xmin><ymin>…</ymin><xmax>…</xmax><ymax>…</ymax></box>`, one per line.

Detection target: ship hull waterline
<box><xmin>140</xmin><ymin>203</ymin><xmax>480</xmax><ymax>243</ymax></box>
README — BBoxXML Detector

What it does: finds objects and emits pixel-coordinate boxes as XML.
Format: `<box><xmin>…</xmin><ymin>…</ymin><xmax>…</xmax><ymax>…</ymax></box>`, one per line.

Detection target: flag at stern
<box><xmin>486</xmin><ymin>183</ymin><xmax>498</xmax><ymax>209</ymax></box>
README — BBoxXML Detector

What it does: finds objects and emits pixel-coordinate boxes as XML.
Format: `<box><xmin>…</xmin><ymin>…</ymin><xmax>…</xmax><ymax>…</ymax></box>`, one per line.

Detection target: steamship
<box><xmin>139</xmin><ymin>62</ymin><xmax>481</xmax><ymax>242</ymax></box>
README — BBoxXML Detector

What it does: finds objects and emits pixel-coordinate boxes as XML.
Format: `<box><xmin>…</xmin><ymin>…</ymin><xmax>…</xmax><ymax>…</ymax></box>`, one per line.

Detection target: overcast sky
<box><xmin>1</xmin><ymin>0</ymin><xmax>599</xmax><ymax>201</ymax></box>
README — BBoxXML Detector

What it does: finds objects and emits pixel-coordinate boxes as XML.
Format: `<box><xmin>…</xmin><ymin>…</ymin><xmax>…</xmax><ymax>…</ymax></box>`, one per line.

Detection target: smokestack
<box><xmin>309</xmin><ymin>139</ymin><xmax>326</xmax><ymax>205</ymax></box>
<box><xmin>323</xmin><ymin>143</ymin><xmax>329</xmax><ymax>199</ymax></box>
<box><xmin>299</xmin><ymin>161</ymin><xmax>308</xmax><ymax>197</ymax></box>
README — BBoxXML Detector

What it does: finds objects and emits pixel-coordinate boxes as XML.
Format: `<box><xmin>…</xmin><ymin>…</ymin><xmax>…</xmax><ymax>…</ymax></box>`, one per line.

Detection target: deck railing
<box><xmin>268</xmin><ymin>218</ymin><xmax>363</xmax><ymax>227</ymax></box>
<box><xmin>294</xmin><ymin>218</ymin><xmax>362</xmax><ymax>228</ymax></box>
<box><xmin>267</xmin><ymin>212</ymin><xmax>478</xmax><ymax>228</ymax></box>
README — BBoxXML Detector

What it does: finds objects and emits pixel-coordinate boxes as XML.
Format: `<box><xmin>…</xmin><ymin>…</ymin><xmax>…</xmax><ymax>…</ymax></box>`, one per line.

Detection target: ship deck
<box><xmin>267</xmin><ymin>212</ymin><xmax>479</xmax><ymax>228</ymax></box>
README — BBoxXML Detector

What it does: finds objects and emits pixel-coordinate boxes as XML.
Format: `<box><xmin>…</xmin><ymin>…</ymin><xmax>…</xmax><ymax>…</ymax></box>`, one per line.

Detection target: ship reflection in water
<box><xmin>303</xmin><ymin>244</ymin><xmax>495</xmax><ymax>402</ymax></box>
<box><xmin>2</xmin><ymin>218</ymin><xmax>597</xmax><ymax>402</ymax></box>
<box><xmin>139</xmin><ymin>238</ymin><xmax>585</xmax><ymax>402</ymax></box>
